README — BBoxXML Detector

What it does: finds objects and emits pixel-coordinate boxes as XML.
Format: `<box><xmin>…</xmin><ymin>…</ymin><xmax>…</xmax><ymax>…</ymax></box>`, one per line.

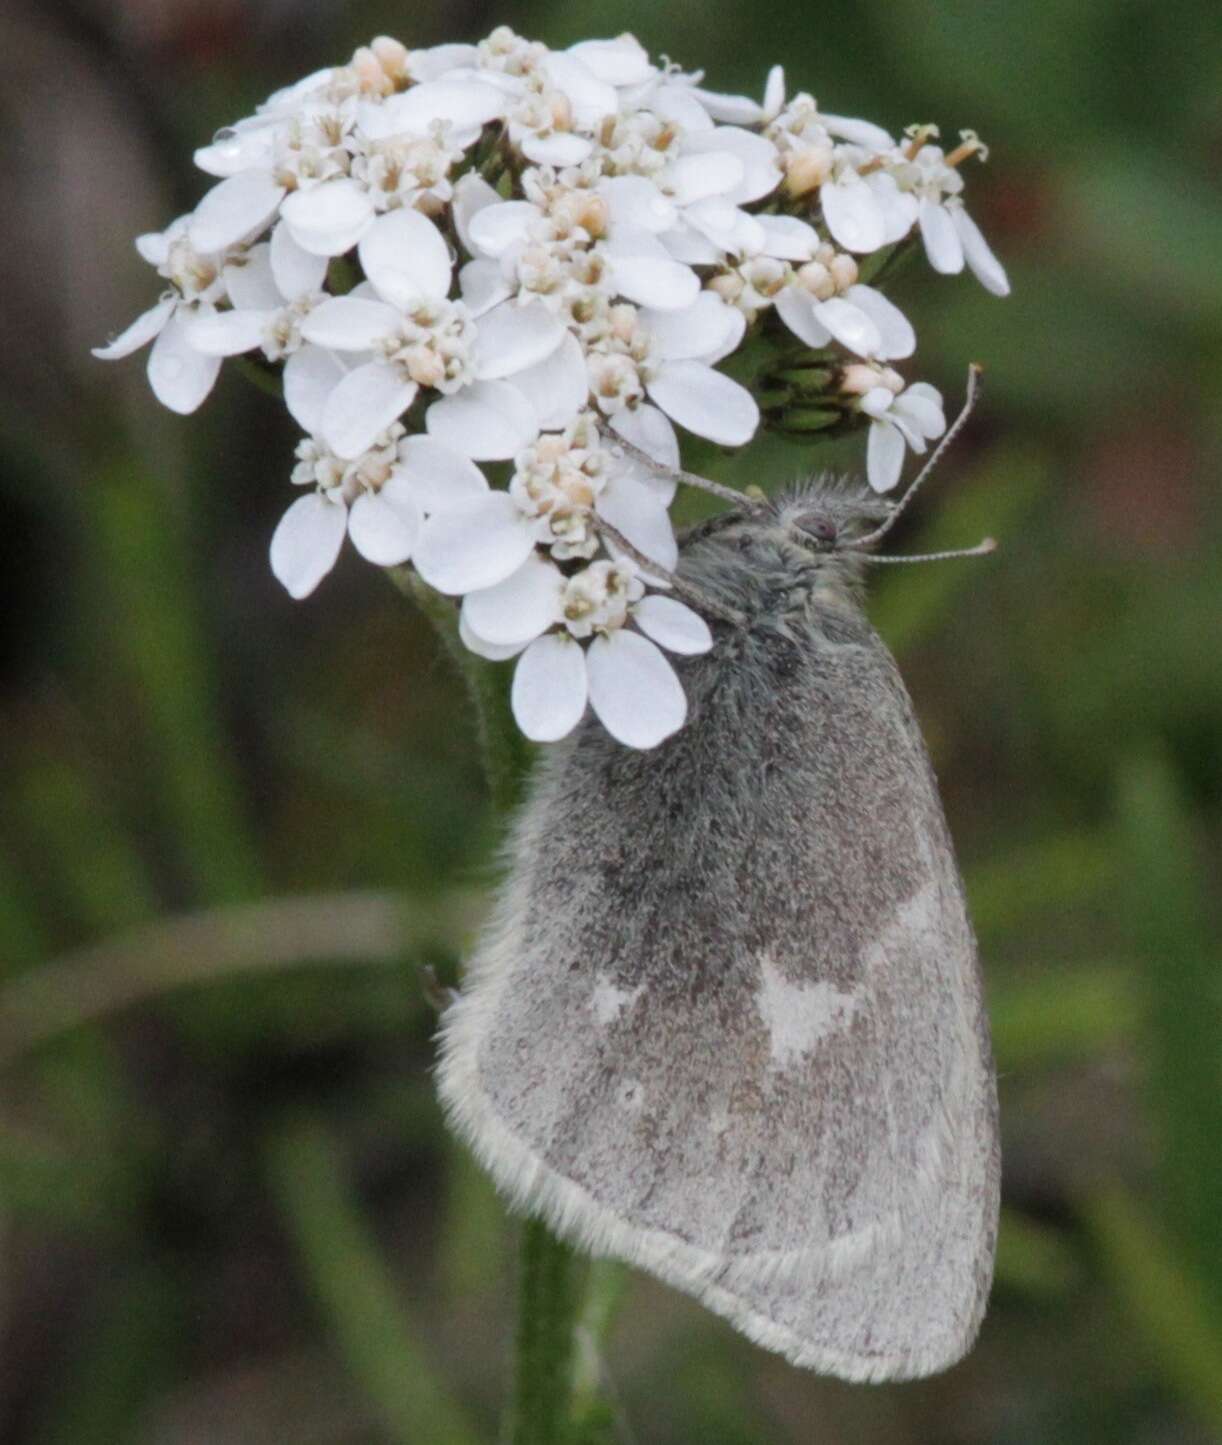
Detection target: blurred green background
<box><xmin>2</xmin><ymin>0</ymin><xmax>1220</xmax><ymax>1440</ymax></box>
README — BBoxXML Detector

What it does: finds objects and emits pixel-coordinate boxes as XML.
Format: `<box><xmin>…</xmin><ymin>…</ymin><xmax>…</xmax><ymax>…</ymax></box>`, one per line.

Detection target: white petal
<box><xmin>633</xmin><ymin>595</ymin><xmax>713</xmax><ymax>655</ymax></box>
<box><xmin>842</xmin><ymin>285</ymin><xmax>915</xmax><ymax>360</ymax></box>
<box><xmin>587</xmin><ymin>631</ymin><xmax>687</xmax><ymax>749</ymax></box>
<box><xmin>189</xmin><ymin>171</ymin><xmax>286</xmax><ymax>253</ymax></box>
<box><xmin>774</xmin><ymin>287</ymin><xmax>833</xmax><ymax>349</ymax></box>
<box><xmin>283</xmin><ymin>344</ymin><xmax>347</xmax><ymax>434</ymax></box>
<box><xmin>644</xmin><ymin>82</ymin><xmax>716</xmax><ymax>131</ymax></box>
<box><xmin>359</xmin><ymin>208</ymin><xmax>453</xmax><ymax>308</ymax></box>
<box><xmin>462</xmin><ymin>554</ymin><xmax>563</xmax><ymax>645</ymax></box>
<box><xmin>867</xmin><ymin>419</ymin><xmax>906</xmax><ymax>493</ymax></box>
<box><xmin>603</xmin><ymin>228</ymin><xmax>700</xmax><ymax>311</ymax></box>
<box><xmin>362</xmin><ymin>79</ymin><xmax>505</xmax><ymax>140</ymax></box>
<box><xmin>459</xmin><ymin>258</ymin><xmax>512</xmax><ymax>317</ymax></box>
<box><xmin>512</xmin><ymin>634</ymin><xmax>589</xmax><ymax>742</ymax></box>
<box><xmin>135</xmin><ymin>228</ymin><xmax>172</xmax><ymax>266</ymax></box>
<box><xmin>567</xmin><ymin>37</ymin><xmax>653</xmax><ymax>87</ymax></box>
<box><xmin>413</xmin><ymin>492</ymin><xmax>538</xmax><ymax>594</ymax></box>
<box><xmin>821</xmin><ymin>174</ymin><xmax>887</xmax><ymax>254</ymax></box>
<box><xmin>763</xmin><ymin>65</ymin><xmax>786</xmax><ymax>117</ymax></box>
<box><xmin>269</xmin><ymin>219</ymin><xmax>328</xmax><ymax>299</ymax></box>
<box><xmin>468</xmin><ymin>200</ymin><xmax>539</xmax><ymax>259</ymax></box>
<box><xmin>860</xmin><ymin>385</ymin><xmax>896</xmax><ymax>419</ymax></box>
<box><xmin>224</xmin><ymin>244</ymin><xmax>279</xmax><ymax>310</ymax></box>
<box><xmin>473</xmin><ymin>299</ymin><xmax>565</xmax><ymax>380</ymax></box>
<box><xmin>92</xmin><ymin>297</ymin><xmax>174</xmax><ymax>359</ymax></box>
<box><xmin>321</xmin><ymin>363</ymin><xmax>416</xmax><ymax>459</ymax></box>
<box><xmin>640</xmin><ymin>291</ymin><xmax>745</xmax><ymax>364</ymax></box>
<box><xmin>347</xmin><ymin>487</ymin><xmax>419</xmax><ymax>566</ymax></box>
<box><xmin>812</xmin><ymin>296</ymin><xmax>883</xmax><ymax>358</ymax></box>
<box><xmin>894</xmin><ymin>388</ymin><xmax>946</xmax><ymax>439</ymax></box>
<box><xmin>820</xmin><ymin>114</ymin><xmax>894</xmax><ymax>149</ymax></box>
<box><xmin>460</xmin><ymin>613</ymin><xmax>528</xmax><ymax>661</ymax></box>
<box><xmin>452</xmin><ymin>173</ymin><xmax>503</xmax><ymax>254</ymax></box>
<box><xmin>919</xmin><ymin>197</ymin><xmax>965</xmax><ymax>275</ymax></box>
<box><xmin>904</xmin><ymin>380</ymin><xmax>946</xmax><ymax>424</ymax></box>
<box><xmin>521</xmin><ymin>131</ymin><xmax>593</xmax><ymax>167</ymax></box>
<box><xmin>194</xmin><ymin>123</ymin><xmax>277</xmax><ymax>178</ymax></box>
<box><xmin>646</xmin><ymin>361</ymin><xmax>759</xmax><ymax>447</ymax></box>
<box><xmin>681</xmin><ymin>128</ymin><xmax>780</xmax><ymax>205</ymax></box>
<box><xmin>756</xmin><ymin>214</ymin><xmax>819</xmax><ymax>261</ymax></box>
<box><xmin>689</xmin><ymin>88</ymin><xmax>764</xmax><ymax>126</ymax></box>
<box><xmin>683</xmin><ymin>197</ymin><xmax>764</xmax><ymax>257</ymax></box>
<box><xmin>281</xmin><ymin>179</ymin><xmax>375</xmax><ymax>256</ymax></box>
<box><xmin>182</xmin><ymin>306</ymin><xmax>272</xmax><ymax>356</ymax></box>
<box><xmin>270</xmin><ymin>492</ymin><xmax>348</xmax><ymax>598</ymax></box>
<box><xmin>667</xmin><ymin>151</ymin><xmax>744</xmax><ymax>206</ymax></box>
<box><xmin>507</xmin><ymin>332</ymin><xmax>588</xmax><ymax>429</ymax></box>
<box><xmin>597</xmin><ymin>175</ymin><xmax>677</xmax><ymax>234</ymax></box>
<box><xmin>611</xmin><ymin>403</ymin><xmax>680</xmax><ymax>474</ymax></box>
<box><xmin>596</xmin><ymin>478</ymin><xmax>678</xmax><ymax>571</ymax></box>
<box><xmin>543</xmin><ymin>52</ymin><xmax>618</xmax><ymax>129</ymax></box>
<box><xmin>658</xmin><ymin>225</ymin><xmax>723</xmax><ymax>266</ymax></box>
<box><xmin>426</xmin><ymin>381</ymin><xmax>539</xmax><ymax>461</ymax></box>
<box><xmin>146</xmin><ymin>312</ymin><xmax>222</xmax><ymax>413</ymax></box>
<box><xmin>300</xmin><ymin>296</ymin><xmax>397</xmax><ymax>351</ymax></box>
<box><xmin>410</xmin><ymin>43</ymin><xmax>479</xmax><ymax>80</ymax></box>
<box><xmin>392</xmin><ymin>436</ymin><xmax>488</xmax><ymax>514</ymax></box>
<box><xmin>884</xmin><ymin>407</ymin><xmax>928</xmax><ymax>453</ymax></box>
<box><xmin>868</xmin><ymin>173</ymin><xmax>920</xmax><ymax>244</ymax></box>
<box><xmin>952</xmin><ymin>207</ymin><xmax>1011</xmax><ymax>297</ymax></box>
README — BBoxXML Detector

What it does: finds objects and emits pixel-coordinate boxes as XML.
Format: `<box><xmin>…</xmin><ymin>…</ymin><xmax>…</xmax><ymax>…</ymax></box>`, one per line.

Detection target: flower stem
<box><xmin>510</xmin><ymin>1220</ymin><xmax>583</xmax><ymax>1445</ymax></box>
<box><xmin>387</xmin><ymin>568</ymin><xmax>530</xmax><ymax>814</ymax></box>
<box><xmin>387</xmin><ymin>565</ymin><xmax>591</xmax><ymax>1441</ymax></box>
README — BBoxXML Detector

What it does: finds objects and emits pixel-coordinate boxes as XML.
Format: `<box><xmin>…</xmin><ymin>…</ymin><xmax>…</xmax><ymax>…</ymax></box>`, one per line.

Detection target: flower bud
<box><xmin>828</xmin><ymin>253</ymin><xmax>858</xmax><ymax>292</ymax></box>
<box><xmin>783</xmin><ymin>143</ymin><xmax>832</xmax><ymax>197</ymax></box>
<box><xmin>797</xmin><ymin>260</ymin><xmax>835</xmax><ymax>301</ymax></box>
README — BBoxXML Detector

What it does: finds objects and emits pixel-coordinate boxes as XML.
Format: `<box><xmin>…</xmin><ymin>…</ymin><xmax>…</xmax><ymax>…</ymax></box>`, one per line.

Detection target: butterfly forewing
<box><xmin>438</xmin><ymin>532</ymin><xmax>999</xmax><ymax>1383</ymax></box>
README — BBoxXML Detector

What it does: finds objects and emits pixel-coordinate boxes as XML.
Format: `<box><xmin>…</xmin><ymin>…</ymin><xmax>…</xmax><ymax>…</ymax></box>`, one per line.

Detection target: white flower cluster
<box><xmin>94</xmin><ymin>29</ymin><xmax>1008</xmax><ymax>750</ymax></box>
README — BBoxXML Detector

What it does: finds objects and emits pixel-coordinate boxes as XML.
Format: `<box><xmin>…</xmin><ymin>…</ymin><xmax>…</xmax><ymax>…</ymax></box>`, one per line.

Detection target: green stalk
<box><xmin>389</xmin><ymin>567</ymin><xmax>590</xmax><ymax>1443</ymax></box>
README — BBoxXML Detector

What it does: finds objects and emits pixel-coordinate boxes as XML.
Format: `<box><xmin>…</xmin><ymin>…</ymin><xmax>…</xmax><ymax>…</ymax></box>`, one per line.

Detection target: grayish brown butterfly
<box><xmin>437</xmin><ymin>376</ymin><xmax>1000</xmax><ymax>1382</ymax></box>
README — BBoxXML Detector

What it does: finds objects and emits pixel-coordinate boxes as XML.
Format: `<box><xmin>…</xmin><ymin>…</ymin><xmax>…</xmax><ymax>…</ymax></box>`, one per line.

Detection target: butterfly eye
<box><xmin>801</xmin><ymin>518</ymin><xmax>837</xmax><ymax>546</ymax></box>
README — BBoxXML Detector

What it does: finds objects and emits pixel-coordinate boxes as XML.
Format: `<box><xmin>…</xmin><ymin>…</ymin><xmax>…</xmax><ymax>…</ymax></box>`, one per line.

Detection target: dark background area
<box><xmin>1</xmin><ymin>1</ymin><xmax>1220</xmax><ymax>1440</ymax></box>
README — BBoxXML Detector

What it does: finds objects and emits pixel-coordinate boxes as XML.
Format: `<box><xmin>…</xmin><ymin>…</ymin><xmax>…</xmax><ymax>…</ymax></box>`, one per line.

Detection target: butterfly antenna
<box><xmin>609</xmin><ymin>435</ymin><xmax>764</xmax><ymax>511</ymax></box>
<box><xmin>592</xmin><ymin>516</ymin><xmax>746</xmax><ymax>626</ymax></box>
<box><xmin>848</xmin><ymin>362</ymin><xmax>983</xmax><ymax>551</ymax></box>
<box><xmin>865</xmin><ymin>536</ymin><xmax>997</xmax><ymax>565</ymax></box>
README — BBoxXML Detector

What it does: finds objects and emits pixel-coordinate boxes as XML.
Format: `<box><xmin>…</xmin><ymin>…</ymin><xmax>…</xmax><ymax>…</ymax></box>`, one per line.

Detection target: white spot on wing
<box><xmin>756</xmin><ymin>955</ymin><xmax>861</xmax><ymax>1069</ymax></box>
<box><xmin>590</xmin><ymin>974</ymin><xmax>643</xmax><ymax>1025</ymax></box>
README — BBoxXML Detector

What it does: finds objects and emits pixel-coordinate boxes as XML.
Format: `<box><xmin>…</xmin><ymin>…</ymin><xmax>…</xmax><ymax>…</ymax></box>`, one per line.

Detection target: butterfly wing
<box><xmin>437</xmin><ymin>602</ymin><xmax>999</xmax><ymax>1382</ymax></box>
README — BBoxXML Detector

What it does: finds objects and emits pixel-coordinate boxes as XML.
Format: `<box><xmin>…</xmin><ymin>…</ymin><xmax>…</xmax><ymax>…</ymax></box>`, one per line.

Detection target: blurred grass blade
<box><xmin>993</xmin><ymin>1208</ymin><xmax>1082</xmax><ymax>1298</ymax></box>
<box><xmin>12</xmin><ymin>754</ymin><xmax>157</xmax><ymax>936</ymax></box>
<box><xmin>1083</xmin><ymin>1189</ymin><xmax>1222</xmax><ymax>1436</ymax></box>
<box><xmin>90</xmin><ymin>459</ymin><xmax>261</xmax><ymax>903</ymax></box>
<box><xmin>965</xmin><ymin>828</ymin><xmax>1114</xmax><ymax>944</ymax></box>
<box><xmin>989</xmin><ymin>963</ymin><xmax>1138</xmax><ymax>1072</ymax></box>
<box><xmin>265</xmin><ymin>1114</ymin><xmax>479</xmax><ymax>1445</ymax></box>
<box><xmin>0</xmin><ymin>890</ymin><xmax>480</xmax><ymax>1067</ymax></box>
<box><xmin>1115</xmin><ymin>752</ymin><xmax>1222</xmax><ymax>1309</ymax></box>
<box><xmin>440</xmin><ymin>1143</ymin><xmax>508</xmax><ymax>1304</ymax></box>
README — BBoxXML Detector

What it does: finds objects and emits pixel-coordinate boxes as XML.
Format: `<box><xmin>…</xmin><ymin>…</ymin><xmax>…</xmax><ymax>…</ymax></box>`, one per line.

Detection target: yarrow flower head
<box><xmin>94</xmin><ymin>28</ymin><xmax>1008</xmax><ymax>750</ymax></box>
